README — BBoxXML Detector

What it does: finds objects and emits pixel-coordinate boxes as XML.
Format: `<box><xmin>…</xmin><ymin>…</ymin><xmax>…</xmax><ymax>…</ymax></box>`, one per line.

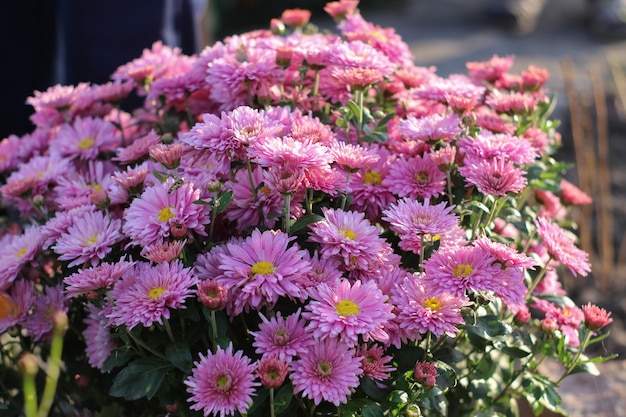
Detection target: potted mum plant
<box><xmin>0</xmin><ymin>1</ymin><xmax>616</xmax><ymax>416</ymax></box>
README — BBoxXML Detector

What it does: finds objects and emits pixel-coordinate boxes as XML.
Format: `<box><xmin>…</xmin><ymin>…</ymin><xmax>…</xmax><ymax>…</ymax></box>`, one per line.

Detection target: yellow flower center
<box><xmin>363</xmin><ymin>170</ymin><xmax>382</xmax><ymax>186</ymax></box>
<box><xmin>148</xmin><ymin>287</ymin><xmax>166</xmax><ymax>299</ymax></box>
<box><xmin>423</xmin><ymin>297</ymin><xmax>442</xmax><ymax>311</ymax></box>
<box><xmin>454</xmin><ymin>264</ymin><xmax>474</xmax><ymax>277</ymax></box>
<box><xmin>90</xmin><ymin>183</ymin><xmax>102</xmax><ymax>191</ymax></box>
<box><xmin>336</xmin><ymin>299</ymin><xmax>360</xmax><ymax>317</ymax></box>
<box><xmin>157</xmin><ymin>206</ymin><xmax>175</xmax><ymax>223</ymax></box>
<box><xmin>0</xmin><ymin>294</ymin><xmax>17</xmax><ymax>321</ymax></box>
<box><xmin>84</xmin><ymin>236</ymin><xmax>98</xmax><ymax>245</ymax></box>
<box><xmin>77</xmin><ymin>137</ymin><xmax>94</xmax><ymax>150</ymax></box>
<box><xmin>259</xmin><ymin>186</ymin><xmax>271</xmax><ymax>195</ymax></box>
<box><xmin>342</xmin><ymin>229</ymin><xmax>356</xmax><ymax>240</ymax></box>
<box><xmin>16</xmin><ymin>248</ymin><xmax>28</xmax><ymax>258</ymax></box>
<box><xmin>251</xmin><ymin>260</ymin><xmax>275</xmax><ymax>276</ymax></box>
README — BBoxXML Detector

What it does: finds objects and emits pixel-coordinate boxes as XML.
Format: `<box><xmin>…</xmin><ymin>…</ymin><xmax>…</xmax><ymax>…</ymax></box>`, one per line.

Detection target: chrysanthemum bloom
<box><xmin>329</xmin><ymin>141</ymin><xmax>380</xmax><ymax>174</ymax></box>
<box><xmin>533</xmin><ymin>299</ymin><xmax>584</xmax><ymax>346</ymax></box>
<box><xmin>0</xmin><ymin>135</ymin><xmax>21</xmax><ymax>174</ymax></box>
<box><xmin>331</xmin><ymin>67</ymin><xmax>384</xmax><ymax>89</ymax></box>
<box><xmin>486</xmin><ymin>90</ymin><xmax>539</xmax><ymax>114</ymax></box>
<box><xmin>41</xmin><ymin>205</ymin><xmax>96</xmax><ymax>249</ymax></box>
<box><xmin>123</xmin><ymin>181</ymin><xmax>210</xmax><ymax>247</ymax></box>
<box><xmin>250</xmin><ymin>310</ymin><xmax>311</xmax><ymax>360</ymax></box>
<box><xmin>301</xmin><ymin>250</ymin><xmax>344</xmax><ymax>288</ymax></box>
<box><xmin>256</xmin><ymin>356</ymin><xmax>290</xmax><ymax>389</ymax></box>
<box><xmin>534</xmin><ymin>217</ymin><xmax>591</xmax><ymax>277</ymax></box>
<box><xmin>382</xmin><ymin>154</ymin><xmax>446</xmax><ymax>200</ymax></box>
<box><xmin>560</xmin><ymin>179</ymin><xmax>592</xmax><ymax>206</ymax></box>
<box><xmin>185</xmin><ymin>344</ymin><xmax>259</xmax><ymax>417</ymax></box>
<box><xmin>324</xmin><ymin>0</ymin><xmax>359</xmax><ymax>20</ymax></box>
<box><xmin>466</xmin><ymin>54</ymin><xmax>515</xmax><ymax>83</ymax></box>
<box><xmin>392</xmin><ymin>275</ymin><xmax>467</xmax><ymax>339</ymax></box>
<box><xmin>289</xmin><ymin>113</ymin><xmax>336</xmax><ymax>146</ymax></box>
<box><xmin>535</xmin><ymin>189</ymin><xmax>565</xmax><ymax>219</ymax></box>
<box><xmin>397</xmin><ymin>113</ymin><xmax>462</xmax><ymax>143</ymax></box>
<box><xmin>53</xmin><ymin>160</ymin><xmax>116</xmax><ymax>210</ymax></box>
<box><xmin>303</xmin><ymin>278</ymin><xmax>394</xmax><ymax>345</ymax></box>
<box><xmin>421</xmin><ymin>244</ymin><xmax>504</xmax><ymax>299</ymax></box>
<box><xmin>141</xmin><ymin>240</ymin><xmax>187</xmax><ymax>264</ymax></box>
<box><xmin>582</xmin><ymin>303</ymin><xmax>613</xmax><ymax>331</ymax></box>
<box><xmin>412</xmin><ymin>74</ymin><xmax>486</xmax><ymax>107</ymax></box>
<box><xmin>0</xmin><ymin>280</ymin><xmax>34</xmax><ymax>333</ymax></box>
<box><xmin>197</xmin><ymin>279</ymin><xmax>227</xmax><ymax>310</ymax></box>
<box><xmin>26</xmin><ymin>83</ymin><xmax>91</xmax><ymax>127</ymax></box>
<box><xmin>290</xmin><ymin>338</ymin><xmax>362</xmax><ymax>406</ymax></box>
<box><xmin>64</xmin><ymin>258</ymin><xmax>136</xmax><ymax>298</ymax></box>
<box><xmin>522</xmin><ymin>64</ymin><xmax>550</xmax><ymax>91</ymax></box>
<box><xmin>281</xmin><ymin>8</ymin><xmax>311</xmax><ymax>27</ymax></box>
<box><xmin>51</xmin><ymin>116</ymin><xmax>120</xmax><ymax>160</ymax></box>
<box><xmin>216</xmin><ymin>229</ymin><xmax>311</xmax><ymax>316</ymax></box>
<box><xmin>308</xmin><ymin>208</ymin><xmax>387</xmax><ymax>272</ymax></box>
<box><xmin>83</xmin><ymin>304</ymin><xmax>118</xmax><ymax>371</ymax></box>
<box><xmin>112</xmin><ymin>41</ymin><xmax>184</xmax><ymax>91</ymax></box>
<box><xmin>382</xmin><ymin>198</ymin><xmax>458</xmax><ymax>254</ymax></box>
<box><xmin>114</xmin><ymin>130</ymin><xmax>161</xmax><ymax>164</ymax></box>
<box><xmin>473</xmin><ymin>236</ymin><xmax>536</xmax><ymax>270</ymax></box>
<box><xmin>457</xmin><ymin>131</ymin><xmax>538</xmax><ymax>167</ymax></box>
<box><xmin>357</xmin><ymin>344</ymin><xmax>396</xmax><ymax>383</ymax></box>
<box><xmin>414</xmin><ymin>361</ymin><xmax>438</xmax><ymax>388</ymax></box>
<box><xmin>107</xmin><ymin>260</ymin><xmax>198</xmax><ymax>329</ymax></box>
<box><xmin>149</xmin><ymin>143</ymin><xmax>183</xmax><ymax>169</ymax></box>
<box><xmin>348</xmin><ymin>144</ymin><xmax>395</xmax><ymax>220</ymax></box>
<box><xmin>0</xmin><ymin>226</ymin><xmax>44</xmax><ymax>291</ymax></box>
<box><xmin>23</xmin><ymin>285</ymin><xmax>68</xmax><ymax>342</ymax></box>
<box><xmin>53</xmin><ymin>210</ymin><xmax>124</xmax><ymax>268</ymax></box>
<box><xmin>458</xmin><ymin>156</ymin><xmax>527</xmax><ymax>196</ymax></box>
<box><xmin>474</xmin><ymin>108</ymin><xmax>517</xmax><ymax>135</ymax></box>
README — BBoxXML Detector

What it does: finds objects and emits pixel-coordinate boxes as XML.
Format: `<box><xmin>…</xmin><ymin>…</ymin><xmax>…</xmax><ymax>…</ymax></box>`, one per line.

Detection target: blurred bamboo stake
<box><xmin>589</xmin><ymin>61</ymin><xmax>614</xmax><ymax>291</ymax></box>
<box><xmin>607</xmin><ymin>51</ymin><xmax>626</xmax><ymax>122</ymax></box>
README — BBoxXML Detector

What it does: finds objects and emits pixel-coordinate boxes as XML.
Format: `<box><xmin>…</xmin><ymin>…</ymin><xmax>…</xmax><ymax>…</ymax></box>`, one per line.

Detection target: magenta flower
<box><xmin>64</xmin><ymin>258</ymin><xmax>136</xmax><ymax>298</ymax></box>
<box><xmin>0</xmin><ymin>280</ymin><xmax>35</xmax><ymax>333</ymax></box>
<box><xmin>250</xmin><ymin>309</ymin><xmax>311</xmax><ymax>361</ymax></box>
<box><xmin>290</xmin><ymin>338</ymin><xmax>362</xmax><ymax>406</ymax></box>
<box><xmin>53</xmin><ymin>210</ymin><xmax>124</xmax><ymax>268</ymax></box>
<box><xmin>392</xmin><ymin>274</ymin><xmax>467</xmax><ymax>339</ymax></box>
<box><xmin>123</xmin><ymin>181</ymin><xmax>211</xmax><ymax>247</ymax></box>
<box><xmin>51</xmin><ymin>116</ymin><xmax>120</xmax><ymax>160</ymax></box>
<box><xmin>457</xmin><ymin>131</ymin><xmax>538</xmax><ymax>167</ymax></box>
<box><xmin>582</xmin><ymin>303</ymin><xmax>613</xmax><ymax>331</ymax></box>
<box><xmin>185</xmin><ymin>344</ymin><xmax>259</xmax><ymax>417</ymax></box>
<box><xmin>107</xmin><ymin>260</ymin><xmax>198</xmax><ymax>329</ymax></box>
<box><xmin>216</xmin><ymin>229</ymin><xmax>311</xmax><ymax>316</ymax></box>
<box><xmin>23</xmin><ymin>285</ymin><xmax>68</xmax><ymax>342</ymax></box>
<box><xmin>302</xmin><ymin>278</ymin><xmax>394</xmax><ymax>345</ymax></box>
<box><xmin>398</xmin><ymin>113</ymin><xmax>462</xmax><ymax>143</ymax></box>
<box><xmin>458</xmin><ymin>156</ymin><xmax>527</xmax><ymax>196</ymax></box>
<box><xmin>534</xmin><ymin>217</ymin><xmax>591</xmax><ymax>277</ymax></box>
<box><xmin>0</xmin><ymin>226</ymin><xmax>44</xmax><ymax>291</ymax></box>
<box><xmin>83</xmin><ymin>304</ymin><xmax>118</xmax><ymax>371</ymax></box>
<box><xmin>382</xmin><ymin>154</ymin><xmax>446</xmax><ymax>200</ymax></box>
<box><xmin>357</xmin><ymin>343</ymin><xmax>396</xmax><ymax>383</ymax></box>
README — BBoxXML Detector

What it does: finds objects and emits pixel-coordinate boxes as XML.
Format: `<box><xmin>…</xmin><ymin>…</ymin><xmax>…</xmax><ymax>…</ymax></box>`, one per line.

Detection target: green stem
<box><xmin>470</xmin><ymin>195</ymin><xmax>489</xmax><ymax>240</ymax></box>
<box><xmin>556</xmin><ymin>331</ymin><xmax>593</xmax><ymax>384</ymax></box>
<box><xmin>525</xmin><ymin>258</ymin><xmax>551</xmax><ymax>300</ymax></box>
<box><xmin>163</xmin><ymin>318</ymin><xmax>176</xmax><ymax>344</ymax></box>
<box><xmin>354</xmin><ymin>88</ymin><xmax>364</xmax><ymax>142</ymax></box>
<box><xmin>38</xmin><ymin>312</ymin><xmax>67</xmax><ymax>417</ymax></box>
<box><xmin>20</xmin><ymin>354</ymin><xmax>38</xmax><ymax>417</ymax></box>
<box><xmin>127</xmin><ymin>329</ymin><xmax>169</xmax><ymax>361</ymax></box>
<box><xmin>270</xmin><ymin>387</ymin><xmax>276</xmax><ymax>417</ymax></box>
<box><xmin>209</xmin><ymin>309</ymin><xmax>218</xmax><ymax>353</ymax></box>
<box><xmin>283</xmin><ymin>193</ymin><xmax>292</xmax><ymax>235</ymax></box>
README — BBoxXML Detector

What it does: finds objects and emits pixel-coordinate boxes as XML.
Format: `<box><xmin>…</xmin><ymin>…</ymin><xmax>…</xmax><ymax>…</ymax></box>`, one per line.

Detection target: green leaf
<box><xmin>388</xmin><ymin>390</ymin><xmax>409</xmax><ymax>404</ymax></box>
<box><xmin>109</xmin><ymin>358</ymin><xmax>173</xmax><ymax>400</ymax></box>
<box><xmin>462</xmin><ymin>315</ymin><xmax>511</xmax><ymax>340</ymax></box>
<box><xmin>165</xmin><ymin>340</ymin><xmax>193</xmax><ymax>373</ymax></box>
<box><xmin>362</xmin><ymin>403</ymin><xmax>384</xmax><ymax>417</ymax></box>
<box><xmin>274</xmin><ymin>384</ymin><xmax>294</xmax><ymax>415</ymax></box>
<box><xmin>290</xmin><ymin>213</ymin><xmax>324</xmax><ymax>234</ymax></box>
<box><xmin>102</xmin><ymin>345</ymin><xmax>136</xmax><ymax>372</ymax></box>
<box><xmin>346</xmin><ymin>100</ymin><xmax>362</xmax><ymax>123</ymax></box>
<box><xmin>214</xmin><ymin>190</ymin><xmax>233</xmax><ymax>215</ymax></box>
<box><xmin>360</xmin><ymin>376</ymin><xmax>388</xmax><ymax>402</ymax></box>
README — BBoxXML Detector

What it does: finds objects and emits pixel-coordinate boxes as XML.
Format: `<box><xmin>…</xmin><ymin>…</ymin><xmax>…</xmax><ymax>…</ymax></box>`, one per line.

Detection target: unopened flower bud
<box><xmin>257</xmin><ymin>356</ymin><xmax>289</xmax><ymax>389</ymax></box>
<box><xmin>74</xmin><ymin>374</ymin><xmax>90</xmax><ymax>389</ymax></box>
<box><xmin>197</xmin><ymin>280</ymin><xmax>227</xmax><ymax>310</ymax></box>
<box><xmin>513</xmin><ymin>309</ymin><xmax>531</xmax><ymax>326</ymax></box>
<box><xmin>270</xmin><ymin>18</ymin><xmax>286</xmax><ymax>35</ymax></box>
<box><xmin>19</xmin><ymin>352</ymin><xmax>39</xmax><ymax>376</ymax></box>
<box><xmin>165</xmin><ymin>401</ymin><xmax>180</xmax><ymax>413</ymax></box>
<box><xmin>541</xmin><ymin>317</ymin><xmax>557</xmax><ymax>333</ymax></box>
<box><xmin>90</xmin><ymin>188</ymin><xmax>109</xmax><ymax>208</ymax></box>
<box><xmin>170</xmin><ymin>222</ymin><xmax>188</xmax><ymax>238</ymax></box>
<box><xmin>413</xmin><ymin>361</ymin><xmax>438</xmax><ymax>388</ymax></box>
<box><xmin>54</xmin><ymin>310</ymin><xmax>69</xmax><ymax>334</ymax></box>
<box><xmin>406</xmin><ymin>404</ymin><xmax>422</xmax><ymax>417</ymax></box>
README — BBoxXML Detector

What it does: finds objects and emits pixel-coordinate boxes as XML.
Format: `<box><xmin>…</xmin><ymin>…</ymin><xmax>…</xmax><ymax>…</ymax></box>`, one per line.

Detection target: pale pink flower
<box><xmin>0</xmin><ymin>280</ymin><xmax>35</xmax><ymax>333</ymax></box>
<box><xmin>534</xmin><ymin>217</ymin><xmax>591</xmax><ymax>277</ymax></box>
<box><xmin>0</xmin><ymin>226</ymin><xmax>44</xmax><ymax>291</ymax></box>
<box><xmin>64</xmin><ymin>258</ymin><xmax>136</xmax><ymax>298</ymax></box>
<box><xmin>83</xmin><ymin>304</ymin><xmax>118</xmax><ymax>372</ymax></box>
<box><xmin>466</xmin><ymin>54</ymin><xmax>515</xmax><ymax>83</ymax></box>
<box><xmin>458</xmin><ymin>156</ymin><xmax>527</xmax><ymax>196</ymax></box>
<box><xmin>457</xmin><ymin>131</ymin><xmax>538</xmax><ymax>166</ymax></box>
<box><xmin>398</xmin><ymin>113</ymin><xmax>462</xmax><ymax>143</ymax></box>
<box><xmin>560</xmin><ymin>179</ymin><xmax>592</xmax><ymax>206</ymax></box>
<box><xmin>382</xmin><ymin>154</ymin><xmax>446</xmax><ymax>200</ymax></box>
<box><xmin>51</xmin><ymin>116</ymin><xmax>120</xmax><ymax>160</ymax></box>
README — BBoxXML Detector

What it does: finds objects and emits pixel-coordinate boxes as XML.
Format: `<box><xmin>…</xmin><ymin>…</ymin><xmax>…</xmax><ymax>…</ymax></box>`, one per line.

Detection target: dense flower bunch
<box><xmin>0</xmin><ymin>1</ymin><xmax>615</xmax><ymax>417</ymax></box>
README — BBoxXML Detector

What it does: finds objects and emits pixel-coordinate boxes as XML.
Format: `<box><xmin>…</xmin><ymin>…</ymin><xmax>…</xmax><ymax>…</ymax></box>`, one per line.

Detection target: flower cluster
<box><xmin>0</xmin><ymin>2</ymin><xmax>615</xmax><ymax>417</ymax></box>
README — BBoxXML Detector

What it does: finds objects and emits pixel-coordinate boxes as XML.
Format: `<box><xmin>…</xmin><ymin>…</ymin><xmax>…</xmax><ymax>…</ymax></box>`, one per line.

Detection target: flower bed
<box><xmin>0</xmin><ymin>1</ymin><xmax>615</xmax><ymax>416</ymax></box>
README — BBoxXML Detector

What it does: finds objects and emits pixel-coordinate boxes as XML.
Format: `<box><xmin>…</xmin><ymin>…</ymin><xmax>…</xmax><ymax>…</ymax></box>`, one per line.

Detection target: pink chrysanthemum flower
<box><xmin>414</xmin><ymin>361</ymin><xmax>439</xmax><ymax>388</ymax></box>
<box><xmin>23</xmin><ymin>285</ymin><xmax>68</xmax><ymax>342</ymax></box>
<box><xmin>123</xmin><ymin>181</ymin><xmax>210</xmax><ymax>247</ymax></box>
<box><xmin>290</xmin><ymin>338</ymin><xmax>362</xmax><ymax>406</ymax></box>
<box><xmin>457</xmin><ymin>131</ymin><xmax>538</xmax><ymax>167</ymax></box>
<box><xmin>53</xmin><ymin>210</ymin><xmax>124</xmax><ymax>268</ymax></box>
<box><xmin>329</xmin><ymin>141</ymin><xmax>379</xmax><ymax>174</ymax></box>
<box><xmin>421</xmin><ymin>244</ymin><xmax>504</xmax><ymax>298</ymax></box>
<box><xmin>54</xmin><ymin>160</ymin><xmax>116</xmax><ymax>210</ymax></box>
<box><xmin>83</xmin><ymin>304</ymin><xmax>118</xmax><ymax>372</ymax></box>
<box><xmin>41</xmin><ymin>205</ymin><xmax>97</xmax><ymax>249</ymax></box>
<box><xmin>185</xmin><ymin>343</ymin><xmax>259</xmax><ymax>417</ymax></box>
<box><xmin>197</xmin><ymin>279</ymin><xmax>228</xmax><ymax>310</ymax></box>
<box><xmin>332</xmin><ymin>67</ymin><xmax>384</xmax><ymax>89</ymax></box>
<box><xmin>392</xmin><ymin>274</ymin><xmax>467</xmax><ymax>339</ymax></box>
<box><xmin>0</xmin><ymin>280</ymin><xmax>35</xmax><ymax>333</ymax></box>
<box><xmin>324</xmin><ymin>0</ymin><xmax>359</xmax><ymax>20</ymax></box>
<box><xmin>466</xmin><ymin>54</ymin><xmax>515</xmax><ymax>83</ymax></box>
<box><xmin>397</xmin><ymin>113</ymin><xmax>462</xmax><ymax>143</ymax></box>
<box><xmin>141</xmin><ymin>240</ymin><xmax>187</xmax><ymax>264</ymax></box>
<box><xmin>474</xmin><ymin>109</ymin><xmax>517</xmax><ymax>135</ymax></box>
<box><xmin>114</xmin><ymin>130</ymin><xmax>161</xmax><ymax>164</ymax></box>
<box><xmin>473</xmin><ymin>236</ymin><xmax>536</xmax><ymax>270</ymax></box>
<box><xmin>107</xmin><ymin>260</ymin><xmax>198</xmax><ymax>329</ymax></box>
<box><xmin>328</xmin><ymin>39</ymin><xmax>396</xmax><ymax>77</ymax></box>
<box><xmin>560</xmin><ymin>179</ymin><xmax>592</xmax><ymax>206</ymax></box>
<box><xmin>256</xmin><ymin>355</ymin><xmax>289</xmax><ymax>389</ymax></box>
<box><xmin>250</xmin><ymin>309</ymin><xmax>311</xmax><ymax>361</ymax></box>
<box><xmin>51</xmin><ymin>116</ymin><xmax>120</xmax><ymax>160</ymax></box>
<box><xmin>216</xmin><ymin>229</ymin><xmax>311</xmax><ymax>316</ymax></box>
<box><xmin>289</xmin><ymin>114</ymin><xmax>336</xmax><ymax>146</ymax></box>
<box><xmin>308</xmin><ymin>208</ymin><xmax>387</xmax><ymax>272</ymax></box>
<box><xmin>302</xmin><ymin>278</ymin><xmax>394</xmax><ymax>345</ymax></box>
<box><xmin>0</xmin><ymin>135</ymin><xmax>21</xmax><ymax>174</ymax></box>
<box><xmin>412</xmin><ymin>74</ymin><xmax>486</xmax><ymax>106</ymax></box>
<box><xmin>458</xmin><ymin>156</ymin><xmax>527</xmax><ymax>196</ymax></box>
<box><xmin>534</xmin><ymin>217</ymin><xmax>591</xmax><ymax>276</ymax></box>
<box><xmin>26</xmin><ymin>83</ymin><xmax>91</xmax><ymax>127</ymax></box>
<box><xmin>382</xmin><ymin>198</ymin><xmax>458</xmax><ymax>254</ymax></box>
<box><xmin>112</xmin><ymin>41</ymin><xmax>184</xmax><ymax>91</ymax></box>
<box><xmin>382</xmin><ymin>154</ymin><xmax>446</xmax><ymax>200</ymax></box>
<box><xmin>532</xmin><ymin>299</ymin><xmax>584</xmax><ymax>346</ymax></box>
<box><xmin>486</xmin><ymin>90</ymin><xmax>538</xmax><ymax>114</ymax></box>
<box><xmin>582</xmin><ymin>303</ymin><xmax>613</xmax><ymax>331</ymax></box>
<box><xmin>64</xmin><ymin>258</ymin><xmax>136</xmax><ymax>298</ymax></box>
<box><xmin>356</xmin><ymin>344</ymin><xmax>396</xmax><ymax>383</ymax></box>
<box><xmin>0</xmin><ymin>226</ymin><xmax>44</xmax><ymax>291</ymax></box>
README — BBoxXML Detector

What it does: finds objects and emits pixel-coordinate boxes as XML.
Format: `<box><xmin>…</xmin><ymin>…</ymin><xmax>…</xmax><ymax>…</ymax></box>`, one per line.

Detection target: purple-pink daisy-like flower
<box><xmin>83</xmin><ymin>304</ymin><xmax>118</xmax><ymax>372</ymax></box>
<box><xmin>457</xmin><ymin>131</ymin><xmax>538</xmax><ymax>167</ymax></box>
<box><xmin>534</xmin><ymin>217</ymin><xmax>591</xmax><ymax>277</ymax></box>
<box><xmin>123</xmin><ymin>181</ymin><xmax>211</xmax><ymax>248</ymax></box>
<box><xmin>486</xmin><ymin>90</ymin><xmax>539</xmax><ymax>114</ymax></box>
<box><xmin>107</xmin><ymin>260</ymin><xmax>198</xmax><ymax>330</ymax></box>
<box><xmin>382</xmin><ymin>198</ymin><xmax>458</xmax><ymax>254</ymax></box>
<box><xmin>356</xmin><ymin>343</ymin><xmax>396</xmax><ymax>383</ymax></box>
<box><xmin>52</xmin><ymin>210</ymin><xmax>124</xmax><ymax>268</ymax></box>
<box><xmin>328</xmin><ymin>141</ymin><xmax>380</xmax><ymax>174</ymax></box>
<box><xmin>250</xmin><ymin>309</ymin><xmax>312</xmax><ymax>361</ymax></box>
<box><xmin>302</xmin><ymin>278</ymin><xmax>394</xmax><ymax>345</ymax></box>
<box><xmin>532</xmin><ymin>298</ymin><xmax>584</xmax><ymax>346</ymax></box>
<box><xmin>290</xmin><ymin>337</ymin><xmax>362</xmax><ymax>406</ymax></box>
<box><xmin>216</xmin><ymin>229</ymin><xmax>311</xmax><ymax>316</ymax></box>
<box><xmin>41</xmin><ymin>205</ymin><xmax>96</xmax><ymax>250</ymax></box>
<box><xmin>458</xmin><ymin>156</ymin><xmax>528</xmax><ymax>196</ymax></box>
<box><xmin>186</xmin><ymin>344</ymin><xmax>259</xmax><ymax>417</ymax></box>
<box><xmin>466</xmin><ymin>54</ymin><xmax>515</xmax><ymax>83</ymax></box>
<box><xmin>50</xmin><ymin>116</ymin><xmax>120</xmax><ymax>160</ymax></box>
<box><xmin>382</xmin><ymin>154</ymin><xmax>446</xmax><ymax>200</ymax></box>
<box><xmin>0</xmin><ymin>226</ymin><xmax>44</xmax><ymax>291</ymax></box>
<box><xmin>64</xmin><ymin>258</ymin><xmax>136</xmax><ymax>298</ymax></box>
<box><xmin>397</xmin><ymin>113</ymin><xmax>462</xmax><ymax>143</ymax></box>
<box><xmin>473</xmin><ymin>236</ymin><xmax>536</xmax><ymax>270</ymax></box>
<box><xmin>412</xmin><ymin>74</ymin><xmax>486</xmax><ymax>107</ymax></box>
<box><xmin>140</xmin><ymin>240</ymin><xmax>187</xmax><ymax>264</ymax></box>
<box><xmin>421</xmin><ymin>244</ymin><xmax>503</xmax><ymax>298</ymax></box>
<box><xmin>0</xmin><ymin>280</ymin><xmax>35</xmax><ymax>333</ymax></box>
<box><xmin>308</xmin><ymin>208</ymin><xmax>387</xmax><ymax>272</ymax></box>
<box><xmin>23</xmin><ymin>285</ymin><xmax>68</xmax><ymax>342</ymax></box>
<box><xmin>392</xmin><ymin>274</ymin><xmax>468</xmax><ymax>339</ymax></box>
